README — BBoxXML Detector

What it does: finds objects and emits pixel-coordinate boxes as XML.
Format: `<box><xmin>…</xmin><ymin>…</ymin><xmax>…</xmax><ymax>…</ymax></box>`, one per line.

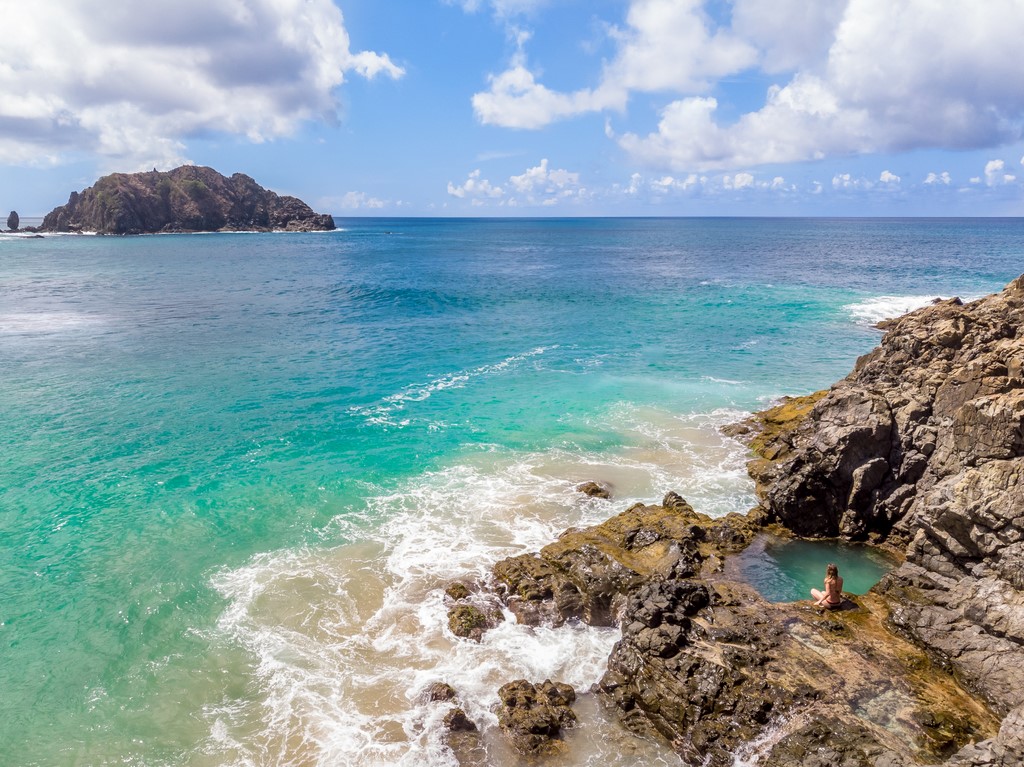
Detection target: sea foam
<box><xmin>207</xmin><ymin>409</ymin><xmax>748</xmax><ymax>765</ymax></box>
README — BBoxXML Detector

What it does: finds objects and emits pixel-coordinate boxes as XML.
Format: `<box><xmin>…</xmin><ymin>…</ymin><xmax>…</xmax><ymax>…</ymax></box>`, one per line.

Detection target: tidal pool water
<box><xmin>736</xmin><ymin>535</ymin><xmax>898</xmax><ymax>603</ymax></box>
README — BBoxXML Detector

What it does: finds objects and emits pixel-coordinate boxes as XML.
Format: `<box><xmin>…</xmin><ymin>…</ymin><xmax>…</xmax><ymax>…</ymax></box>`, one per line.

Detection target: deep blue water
<box><xmin>1</xmin><ymin>217</ymin><xmax>1021</xmax><ymax>765</ymax></box>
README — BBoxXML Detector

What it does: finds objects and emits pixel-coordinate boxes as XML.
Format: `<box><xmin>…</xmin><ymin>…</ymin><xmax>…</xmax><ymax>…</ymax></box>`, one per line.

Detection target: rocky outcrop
<box><xmin>576</xmin><ymin>481</ymin><xmax>612</xmax><ymax>499</ymax></box>
<box><xmin>485</xmin><ymin>490</ymin><xmax>995</xmax><ymax>766</ymax></box>
<box><xmin>496</xmin><ymin>679</ymin><xmax>577</xmax><ymax>757</ymax></box>
<box><xmin>6</xmin><ymin>210</ymin><xmax>18</xmax><ymax>230</ymax></box>
<box><xmin>746</xmin><ymin>277</ymin><xmax>1024</xmax><ymax>723</ymax></box>
<box><xmin>492</xmin><ymin>492</ymin><xmax>756</xmax><ymax>627</ymax></box>
<box><xmin>454</xmin><ymin>278</ymin><xmax>1024</xmax><ymax>766</ymax></box>
<box><xmin>40</xmin><ymin>166</ymin><xmax>335</xmax><ymax>234</ymax></box>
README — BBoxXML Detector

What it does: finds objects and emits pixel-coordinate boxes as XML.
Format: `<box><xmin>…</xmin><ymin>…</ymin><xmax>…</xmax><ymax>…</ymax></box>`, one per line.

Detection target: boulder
<box><xmin>447</xmin><ymin>603</ymin><xmax>503</xmax><ymax>641</ymax></box>
<box><xmin>576</xmin><ymin>481</ymin><xmax>611</xmax><ymax>499</ymax></box>
<box><xmin>6</xmin><ymin>210</ymin><xmax>18</xmax><ymax>231</ymax></box>
<box><xmin>496</xmin><ymin>679</ymin><xmax>576</xmax><ymax>757</ymax></box>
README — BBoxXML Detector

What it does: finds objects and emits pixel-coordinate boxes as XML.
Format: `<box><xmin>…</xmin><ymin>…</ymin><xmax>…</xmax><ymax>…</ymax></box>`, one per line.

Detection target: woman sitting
<box><xmin>811</xmin><ymin>563</ymin><xmax>844</xmax><ymax>609</ymax></box>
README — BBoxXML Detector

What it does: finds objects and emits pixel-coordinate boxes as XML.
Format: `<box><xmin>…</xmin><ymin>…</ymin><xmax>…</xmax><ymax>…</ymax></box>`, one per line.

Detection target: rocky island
<box><xmin>39</xmin><ymin>165</ymin><xmax>335</xmax><ymax>234</ymax></box>
<box><xmin>437</xmin><ymin>276</ymin><xmax>1024</xmax><ymax>766</ymax></box>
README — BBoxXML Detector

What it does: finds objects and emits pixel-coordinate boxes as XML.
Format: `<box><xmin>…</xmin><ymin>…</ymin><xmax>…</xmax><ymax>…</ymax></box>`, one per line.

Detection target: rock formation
<box><xmin>6</xmin><ymin>210</ymin><xmax>18</xmax><ymax>231</ymax></box>
<box><xmin>496</xmin><ymin>679</ymin><xmax>577</xmax><ymax>757</ymax></box>
<box><xmin>576</xmin><ymin>480</ymin><xmax>612</xmax><ymax>499</ymax></box>
<box><xmin>748</xmin><ymin>278</ymin><xmax>1024</xmax><ymax>722</ymax></box>
<box><xmin>470</xmin><ymin>276</ymin><xmax>1024</xmax><ymax>766</ymax></box>
<box><xmin>40</xmin><ymin>166</ymin><xmax>335</xmax><ymax>234</ymax></box>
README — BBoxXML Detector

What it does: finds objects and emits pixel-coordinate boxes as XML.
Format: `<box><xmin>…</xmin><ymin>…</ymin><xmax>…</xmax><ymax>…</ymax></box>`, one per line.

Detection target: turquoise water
<box><xmin>1</xmin><ymin>218</ymin><xmax>1021</xmax><ymax>765</ymax></box>
<box><xmin>736</xmin><ymin>535</ymin><xmax>898</xmax><ymax>603</ymax></box>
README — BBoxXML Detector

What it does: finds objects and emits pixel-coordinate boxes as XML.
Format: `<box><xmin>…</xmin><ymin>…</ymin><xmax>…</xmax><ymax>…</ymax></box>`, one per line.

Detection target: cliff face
<box><xmin>751</xmin><ymin>277</ymin><xmax>1024</xmax><ymax>722</ymax></box>
<box><xmin>40</xmin><ymin>166</ymin><xmax>335</xmax><ymax>234</ymax></box>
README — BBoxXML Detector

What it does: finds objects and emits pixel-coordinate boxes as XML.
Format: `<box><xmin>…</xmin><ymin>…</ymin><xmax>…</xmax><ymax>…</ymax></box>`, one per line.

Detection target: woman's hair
<box><xmin>826</xmin><ymin>563</ymin><xmax>839</xmax><ymax>579</ymax></box>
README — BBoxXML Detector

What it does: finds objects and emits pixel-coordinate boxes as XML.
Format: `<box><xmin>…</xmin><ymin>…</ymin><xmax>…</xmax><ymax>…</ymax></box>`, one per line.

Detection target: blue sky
<box><xmin>2</xmin><ymin>0</ymin><xmax>1024</xmax><ymax>217</ymax></box>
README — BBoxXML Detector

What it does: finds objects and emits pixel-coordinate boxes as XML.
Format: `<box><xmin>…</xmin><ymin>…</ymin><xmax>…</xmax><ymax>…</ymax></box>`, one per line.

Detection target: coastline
<box><xmin>425</xmin><ymin>276</ymin><xmax>1024</xmax><ymax>766</ymax></box>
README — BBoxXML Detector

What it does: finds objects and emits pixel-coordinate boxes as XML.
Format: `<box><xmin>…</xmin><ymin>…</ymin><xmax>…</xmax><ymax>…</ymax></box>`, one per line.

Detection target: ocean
<box><xmin>1</xmin><ymin>217</ymin><xmax>1021</xmax><ymax>766</ymax></box>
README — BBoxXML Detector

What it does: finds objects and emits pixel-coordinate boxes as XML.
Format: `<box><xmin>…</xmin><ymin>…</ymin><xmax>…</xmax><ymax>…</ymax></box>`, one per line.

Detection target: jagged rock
<box><xmin>496</xmin><ymin>679</ymin><xmax>576</xmax><ymax>757</ymax></box>
<box><xmin>421</xmin><ymin>681</ymin><xmax>457</xmax><ymax>702</ymax></box>
<box><xmin>445</xmin><ymin>582</ymin><xmax>471</xmax><ymax>601</ymax></box>
<box><xmin>39</xmin><ymin>166</ymin><xmax>335</xmax><ymax>234</ymax></box>
<box><xmin>446</xmin><ymin>603</ymin><xmax>503</xmax><ymax>641</ymax></box>
<box><xmin>946</xmin><ymin>705</ymin><xmax>1024</xmax><ymax>766</ymax></box>
<box><xmin>443</xmin><ymin>707</ymin><xmax>477</xmax><ymax>732</ymax></box>
<box><xmin>6</xmin><ymin>210</ymin><xmax>18</xmax><ymax>231</ymax></box>
<box><xmin>576</xmin><ymin>481</ymin><xmax>612</xmax><ymax>499</ymax></box>
<box><xmin>492</xmin><ymin>494</ymin><xmax>731</xmax><ymax>627</ymax></box>
<box><xmin>598</xmin><ymin>579</ymin><xmax>995</xmax><ymax>767</ymax></box>
<box><xmin>739</xmin><ymin>275</ymin><xmax>1024</xmax><ymax>761</ymax></box>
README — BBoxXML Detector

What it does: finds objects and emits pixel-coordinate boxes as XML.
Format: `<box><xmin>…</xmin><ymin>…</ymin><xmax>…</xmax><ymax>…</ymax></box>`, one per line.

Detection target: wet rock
<box><xmin>493</xmin><ymin>495</ymin><xmax>720</xmax><ymax>627</ymax></box>
<box><xmin>946</xmin><ymin>704</ymin><xmax>1024</xmax><ymax>766</ymax></box>
<box><xmin>496</xmin><ymin>679</ymin><xmax>576</xmax><ymax>757</ymax></box>
<box><xmin>6</xmin><ymin>210</ymin><xmax>18</xmax><ymax>231</ymax></box>
<box><xmin>577</xmin><ymin>481</ymin><xmax>611</xmax><ymax>499</ymax></box>
<box><xmin>741</xmin><ymin>275</ymin><xmax>1024</xmax><ymax>759</ymax></box>
<box><xmin>422</xmin><ymin>681</ymin><xmax>457</xmax><ymax>702</ymax></box>
<box><xmin>443</xmin><ymin>707</ymin><xmax>477</xmax><ymax>732</ymax></box>
<box><xmin>447</xmin><ymin>603</ymin><xmax>503</xmax><ymax>641</ymax></box>
<box><xmin>445</xmin><ymin>582</ymin><xmax>471</xmax><ymax>601</ymax></box>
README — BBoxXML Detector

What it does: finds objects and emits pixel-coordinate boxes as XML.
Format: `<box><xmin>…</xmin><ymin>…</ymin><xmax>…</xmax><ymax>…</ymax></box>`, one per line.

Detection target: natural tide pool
<box><xmin>735</xmin><ymin>535</ymin><xmax>899</xmax><ymax>603</ymax></box>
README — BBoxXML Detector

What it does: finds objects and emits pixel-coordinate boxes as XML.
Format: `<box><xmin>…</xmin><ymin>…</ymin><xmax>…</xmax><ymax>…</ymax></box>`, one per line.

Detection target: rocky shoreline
<box><xmin>435</xmin><ymin>276</ymin><xmax>1024</xmax><ymax>765</ymax></box>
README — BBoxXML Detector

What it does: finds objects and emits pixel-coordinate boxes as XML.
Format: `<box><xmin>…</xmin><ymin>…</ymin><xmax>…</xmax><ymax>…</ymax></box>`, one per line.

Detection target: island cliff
<box><xmin>40</xmin><ymin>165</ymin><xmax>335</xmax><ymax>234</ymax></box>
<box><xmin>438</xmin><ymin>277</ymin><xmax>1024</xmax><ymax>766</ymax></box>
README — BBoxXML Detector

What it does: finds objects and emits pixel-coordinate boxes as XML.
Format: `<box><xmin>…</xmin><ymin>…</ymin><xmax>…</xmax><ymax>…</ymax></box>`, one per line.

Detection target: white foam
<box><xmin>845</xmin><ymin>294</ymin><xmax>953</xmax><ymax>325</ymax></box>
<box><xmin>350</xmin><ymin>346</ymin><xmax>557</xmax><ymax>428</ymax></box>
<box><xmin>207</xmin><ymin>408</ymin><xmax>756</xmax><ymax>765</ymax></box>
<box><xmin>0</xmin><ymin>311</ymin><xmax>107</xmax><ymax>334</ymax></box>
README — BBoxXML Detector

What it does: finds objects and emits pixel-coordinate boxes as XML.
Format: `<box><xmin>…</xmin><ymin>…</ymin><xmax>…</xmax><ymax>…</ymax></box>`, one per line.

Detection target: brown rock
<box><xmin>576</xmin><ymin>481</ymin><xmax>611</xmax><ymax>499</ymax></box>
<box><xmin>445</xmin><ymin>582</ymin><xmax>471</xmax><ymax>601</ymax></box>
<box><xmin>496</xmin><ymin>679</ymin><xmax>576</xmax><ymax>757</ymax></box>
<box><xmin>422</xmin><ymin>681</ymin><xmax>457</xmax><ymax>702</ymax></box>
<box><xmin>447</xmin><ymin>603</ymin><xmax>503</xmax><ymax>641</ymax></box>
<box><xmin>443</xmin><ymin>707</ymin><xmax>477</xmax><ymax>732</ymax></box>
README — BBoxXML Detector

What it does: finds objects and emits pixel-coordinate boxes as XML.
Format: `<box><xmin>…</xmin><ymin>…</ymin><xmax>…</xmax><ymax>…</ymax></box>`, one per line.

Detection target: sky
<box><xmin>2</xmin><ymin>0</ymin><xmax>1024</xmax><ymax>217</ymax></box>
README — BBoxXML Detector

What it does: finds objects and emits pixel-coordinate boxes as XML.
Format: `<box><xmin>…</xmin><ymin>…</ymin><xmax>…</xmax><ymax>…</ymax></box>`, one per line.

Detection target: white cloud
<box><xmin>731</xmin><ymin>0</ymin><xmax>847</xmax><ymax>73</ymax></box>
<box><xmin>725</xmin><ymin>172</ymin><xmax>755</xmax><ymax>190</ymax></box>
<box><xmin>0</xmin><ymin>0</ymin><xmax>403</xmax><ymax>168</ymax></box>
<box><xmin>832</xmin><ymin>173</ymin><xmax>873</xmax><ymax>190</ymax></box>
<box><xmin>447</xmin><ymin>169</ymin><xmax>504</xmax><ymax>199</ymax></box>
<box><xmin>879</xmin><ymin>170</ymin><xmax>900</xmax><ymax>184</ymax></box>
<box><xmin>473</xmin><ymin>0</ymin><xmax>756</xmax><ymax>128</ymax></box>
<box><xmin>983</xmin><ymin>159</ymin><xmax>1017</xmax><ymax>185</ymax></box>
<box><xmin>508</xmin><ymin>158</ymin><xmax>579</xmax><ymax>194</ymax></box>
<box><xmin>619</xmin><ymin>0</ymin><xmax>1024</xmax><ymax>170</ymax></box>
<box><xmin>448</xmin><ymin>160</ymin><xmax>585</xmax><ymax>206</ymax></box>
<box><xmin>473</xmin><ymin>0</ymin><xmax>1024</xmax><ymax>172</ymax></box>
<box><xmin>472</xmin><ymin>58</ymin><xmax>611</xmax><ymax>129</ymax></box>
<box><xmin>329</xmin><ymin>192</ymin><xmax>388</xmax><ymax>210</ymax></box>
<box><xmin>447</xmin><ymin>0</ymin><xmax>549</xmax><ymax>16</ymax></box>
<box><xmin>924</xmin><ymin>171</ymin><xmax>951</xmax><ymax>185</ymax></box>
